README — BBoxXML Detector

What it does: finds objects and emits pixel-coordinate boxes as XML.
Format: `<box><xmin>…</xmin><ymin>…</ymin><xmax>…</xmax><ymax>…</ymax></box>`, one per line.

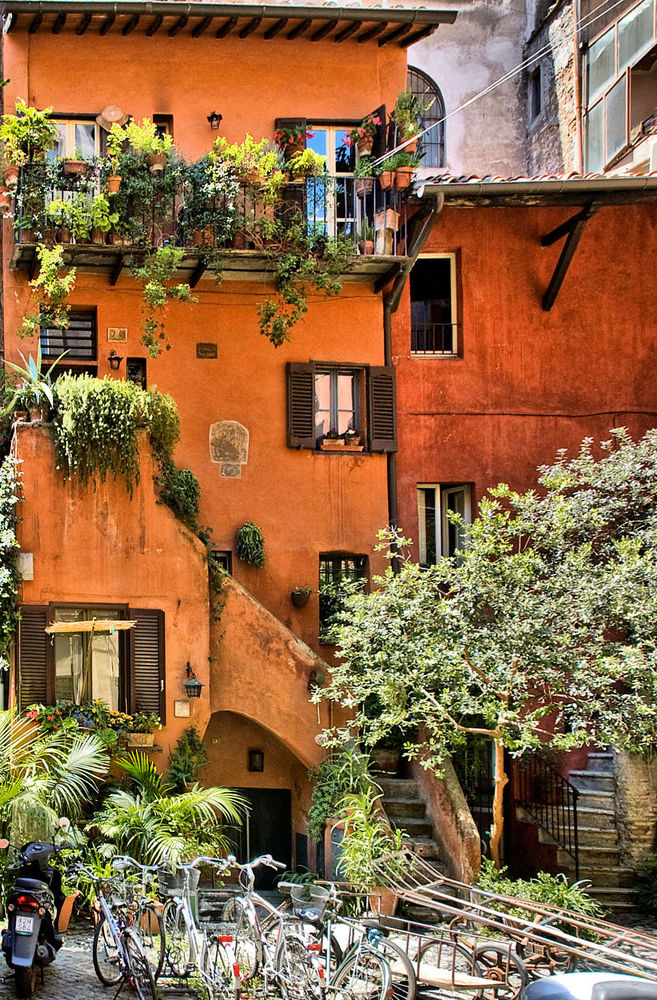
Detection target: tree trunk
<box><xmin>489</xmin><ymin>738</ymin><xmax>508</xmax><ymax>867</ymax></box>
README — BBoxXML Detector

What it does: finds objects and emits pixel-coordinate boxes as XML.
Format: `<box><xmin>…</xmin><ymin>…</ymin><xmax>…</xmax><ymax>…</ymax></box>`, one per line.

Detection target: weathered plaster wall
<box><xmin>14</xmin><ymin>423</ymin><xmax>211</xmax><ymax>757</ymax></box>
<box><xmin>525</xmin><ymin>1</ymin><xmax>579</xmax><ymax>174</ymax></box>
<box><xmin>613</xmin><ymin>751</ymin><xmax>657</xmax><ymax>868</ymax></box>
<box><xmin>408</xmin><ymin>0</ymin><xmax>527</xmax><ymax>176</ymax></box>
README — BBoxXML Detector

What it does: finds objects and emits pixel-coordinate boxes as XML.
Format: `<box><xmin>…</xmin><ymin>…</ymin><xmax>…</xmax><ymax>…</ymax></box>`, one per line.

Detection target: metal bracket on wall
<box><xmin>541</xmin><ymin>201</ymin><xmax>599</xmax><ymax>311</ymax></box>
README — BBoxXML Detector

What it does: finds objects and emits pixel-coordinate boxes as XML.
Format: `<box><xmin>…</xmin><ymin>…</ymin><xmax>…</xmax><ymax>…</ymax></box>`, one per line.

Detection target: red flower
<box><xmin>47</xmin><ymin>715</ymin><xmax>54</xmax><ymax>721</ymax></box>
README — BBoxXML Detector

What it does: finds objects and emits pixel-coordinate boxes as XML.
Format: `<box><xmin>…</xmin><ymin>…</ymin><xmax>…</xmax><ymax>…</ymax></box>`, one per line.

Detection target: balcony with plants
<box><xmin>1</xmin><ymin>110</ymin><xmax>418</xmax><ymax>288</ymax></box>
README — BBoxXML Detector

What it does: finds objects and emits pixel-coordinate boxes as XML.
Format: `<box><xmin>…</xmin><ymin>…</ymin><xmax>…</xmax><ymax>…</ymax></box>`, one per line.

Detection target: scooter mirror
<box><xmin>0</xmin><ymin>838</ymin><xmax>9</xmax><ymax>849</ymax></box>
<box><xmin>58</xmin><ymin>817</ymin><xmax>71</xmax><ymax>831</ymax></box>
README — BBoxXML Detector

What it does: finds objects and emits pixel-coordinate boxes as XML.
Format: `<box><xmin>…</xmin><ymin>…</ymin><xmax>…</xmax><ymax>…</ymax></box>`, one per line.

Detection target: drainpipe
<box><xmin>572</xmin><ymin>0</ymin><xmax>584</xmax><ymax>173</ymax></box>
<box><xmin>382</xmin><ymin>192</ymin><xmax>444</xmax><ymax>570</ymax></box>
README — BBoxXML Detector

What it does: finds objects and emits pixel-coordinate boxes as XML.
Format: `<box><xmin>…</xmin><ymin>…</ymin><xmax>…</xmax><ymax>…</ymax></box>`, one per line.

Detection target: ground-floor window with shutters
<box><xmin>17</xmin><ymin>604</ymin><xmax>165</xmax><ymax>721</ymax></box>
<box><xmin>287</xmin><ymin>361</ymin><xmax>397</xmax><ymax>452</ymax></box>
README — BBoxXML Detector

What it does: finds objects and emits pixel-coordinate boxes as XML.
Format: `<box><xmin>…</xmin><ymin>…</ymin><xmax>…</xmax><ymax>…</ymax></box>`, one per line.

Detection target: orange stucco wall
<box><xmin>393</xmin><ymin>201</ymin><xmax>657</xmax><ymax>555</ymax></box>
<box><xmin>13</xmin><ymin>422</ymin><xmax>211</xmax><ymax>757</ymax></box>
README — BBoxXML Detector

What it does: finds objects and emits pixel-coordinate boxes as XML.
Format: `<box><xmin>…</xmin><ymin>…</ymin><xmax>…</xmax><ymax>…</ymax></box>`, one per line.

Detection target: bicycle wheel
<box><xmin>371</xmin><ymin>936</ymin><xmax>416</xmax><ymax>1000</ymax></box>
<box><xmin>275</xmin><ymin>932</ymin><xmax>321</xmax><ymax>1000</ymax></box>
<box><xmin>417</xmin><ymin>939</ymin><xmax>483</xmax><ymax>1000</ymax></box>
<box><xmin>332</xmin><ymin>944</ymin><xmax>392</xmax><ymax>1000</ymax></box>
<box><xmin>123</xmin><ymin>927</ymin><xmax>157</xmax><ymax>1000</ymax></box>
<box><xmin>221</xmin><ymin>896</ymin><xmax>259</xmax><ymax>979</ymax></box>
<box><xmin>473</xmin><ymin>942</ymin><xmax>528</xmax><ymax>1000</ymax></box>
<box><xmin>92</xmin><ymin>914</ymin><xmax>122</xmax><ymax>987</ymax></box>
<box><xmin>163</xmin><ymin>897</ymin><xmax>193</xmax><ymax>978</ymax></box>
<box><xmin>134</xmin><ymin>903</ymin><xmax>166</xmax><ymax>980</ymax></box>
<box><xmin>206</xmin><ymin>936</ymin><xmax>237</xmax><ymax>1000</ymax></box>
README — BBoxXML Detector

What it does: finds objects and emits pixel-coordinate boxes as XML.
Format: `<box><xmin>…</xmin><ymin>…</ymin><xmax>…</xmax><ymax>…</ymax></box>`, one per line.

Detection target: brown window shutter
<box><xmin>129</xmin><ymin>609</ymin><xmax>165</xmax><ymax>723</ymax></box>
<box><xmin>369</xmin><ymin>104</ymin><xmax>388</xmax><ymax>160</ymax></box>
<box><xmin>18</xmin><ymin>605</ymin><xmax>50</xmax><ymax>710</ymax></box>
<box><xmin>274</xmin><ymin>117</ymin><xmax>308</xmax><ymax>150</ymax></box>
<box><xmin>368</xmin><ymin>366</ymin><xmax>397</xmax><ymax>453</ymax></box>
<box><xmin>287</xmin><ymin>362</ymin><xmax>316</xmax><ymax>449</ymax></box>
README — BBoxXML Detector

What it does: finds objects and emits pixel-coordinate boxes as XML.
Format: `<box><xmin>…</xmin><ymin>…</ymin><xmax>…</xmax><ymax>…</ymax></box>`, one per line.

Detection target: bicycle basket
<box><xmin>157</xmin><ymin>866</ymin><xmax>201</xmax><ymax>897</ymax></box>
<box><xmin>290</xmin><ymin>883</ymin><xmax>330</xmax><ymax>919</ymax></box>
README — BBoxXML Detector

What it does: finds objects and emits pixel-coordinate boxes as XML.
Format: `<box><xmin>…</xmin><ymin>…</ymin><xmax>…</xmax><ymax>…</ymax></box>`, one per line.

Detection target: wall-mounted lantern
<box><xmin>184</xmin><ymin>662</ymin><xmax>203</xmax><ymax>699</ymax></box>
<box><xmin>248</xmin><ymin>749</ymin><xmax>264</xmax><ymax>772</ymax></box>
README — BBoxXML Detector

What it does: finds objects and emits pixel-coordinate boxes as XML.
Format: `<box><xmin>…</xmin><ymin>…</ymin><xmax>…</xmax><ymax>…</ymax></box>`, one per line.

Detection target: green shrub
<box><xmin>157</xmin><ymin>459</ymin><xmax>200</xmax><ymax>529</ymax></box>
<box><xmin>476</xmin><ymin>858</ymin><xmax>605</xmax><ymax>921</ymax></box>
<box><xmin>308</xmin><ymin>745</ymin><xmax>379</xmax><ymax>842</ymax></box>
<box><xmin>236</xmin><ymin>521</ymin><xmax>265</xmax><ymax>567</ymax></box>
<box><xmin>167</xmin><ymin>727</ymin><xmax>208</xmax><ymax>792</ymax></box>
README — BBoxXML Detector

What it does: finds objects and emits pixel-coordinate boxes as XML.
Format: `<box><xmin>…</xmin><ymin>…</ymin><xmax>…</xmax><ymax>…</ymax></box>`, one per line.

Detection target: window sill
<box><xmin>409</xmin><ymin>352</ymin><xmax>460</xmax><ymax>360</ymax></box>
<box><xmin>318</xmin><ymin>441</ymin><xmax>365</xmax><ymax>453</ymax></box>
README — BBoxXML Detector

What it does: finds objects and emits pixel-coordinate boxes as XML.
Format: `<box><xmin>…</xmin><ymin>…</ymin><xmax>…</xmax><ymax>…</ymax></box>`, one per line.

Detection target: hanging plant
<box><xmin>18</xmin><ymin>244</ymin><xmax>76</xmax><ymax>339</ymax></box>
<box><xmin>0</xmin><ymin>457</ymin><xmax>21</xmax><ymax>673</ymax></box>
<box><xmin>130</xmin><ymin>246</ymin><xmax>197</xmax><ymax>358</ymax></box>
<box><xmin>235</xmin><ymin>522</ymin><xmax>265</xmax><ymax>567</ymax></box>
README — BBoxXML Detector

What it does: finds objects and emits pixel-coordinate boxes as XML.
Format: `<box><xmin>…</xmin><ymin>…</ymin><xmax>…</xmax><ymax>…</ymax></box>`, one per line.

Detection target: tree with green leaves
<box><xmin>316</xmin><ymin>428</ymin><xmax>657</xmax><ymax>866</ymax></box>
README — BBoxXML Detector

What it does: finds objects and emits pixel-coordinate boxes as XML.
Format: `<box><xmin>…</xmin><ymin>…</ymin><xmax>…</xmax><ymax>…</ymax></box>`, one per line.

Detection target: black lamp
<box><xmin>207</xmin><ymin>111</ymin><xmax>223</xmax><ymax>130</ymax></box>
<box><xmin>184</xmin><ymin>662</ymin><xmax>203</xmax><ymax>698</ymax></box>
<box><xmin>108</xmin><ymin>350</ymin><xmax>123</xmax><ymax>370</ymax></box>
<box><xmin>248</xmin><ymin>749</ymin><xmax>264</xmax><ymax>772</ymax></box>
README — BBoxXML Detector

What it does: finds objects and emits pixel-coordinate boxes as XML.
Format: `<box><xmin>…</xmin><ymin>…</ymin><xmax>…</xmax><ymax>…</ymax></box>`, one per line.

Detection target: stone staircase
<box><xmin>554</xmin><ymin>751</ymin><xmax>636</xmax><ymax>912</ymax></box>
<box><xmin>379</xmin><ymin>776</ymin><xmax>446</xmax><ymax>922</ymax></box>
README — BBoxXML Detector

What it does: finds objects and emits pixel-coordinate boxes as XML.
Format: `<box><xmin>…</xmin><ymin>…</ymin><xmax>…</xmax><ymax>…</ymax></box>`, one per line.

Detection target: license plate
<box><xmin>15</xmin><ymin>915</ymin><xmax>34</xmax><ymax>935</ymax></box>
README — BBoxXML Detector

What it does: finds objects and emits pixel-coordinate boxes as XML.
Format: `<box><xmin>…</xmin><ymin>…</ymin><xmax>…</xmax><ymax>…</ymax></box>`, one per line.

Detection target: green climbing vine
<box><xmin>0</xmin><ymin>456</ymin><xmax>22</xmax><ymax>671</ymax></box>
<box><xmin>18</xmin><ymin>244</ymin><xmax>76</xmax><ymax>339</ymax></box>
<box><xmin>130</xmin><ymin>246</ymin><xmax>197</xmax><ymax>357</ymax></box>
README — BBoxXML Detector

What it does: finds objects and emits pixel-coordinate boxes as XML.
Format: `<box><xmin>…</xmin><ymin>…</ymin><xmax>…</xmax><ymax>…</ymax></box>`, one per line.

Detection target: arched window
<box><xmin>407</xmin><ymin>66</ymin><xmax>445</xmax><ymax>169</ymax></box>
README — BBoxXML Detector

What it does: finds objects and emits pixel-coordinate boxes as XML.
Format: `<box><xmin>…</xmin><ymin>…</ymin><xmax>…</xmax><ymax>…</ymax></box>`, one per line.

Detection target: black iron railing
<box><xmin>411</xmin><ymin>321</ymin><xmax>458</xmax><ymax>355</ymax></box>
<box><xmin>514</xmin><ymin>754</ymin><xmax>580</xmax><ymax>877</ymax></box>
<box><xmin>12</xmin><ymin>164</ymin><xmax>409</xmax><ymax>258</ymax></box>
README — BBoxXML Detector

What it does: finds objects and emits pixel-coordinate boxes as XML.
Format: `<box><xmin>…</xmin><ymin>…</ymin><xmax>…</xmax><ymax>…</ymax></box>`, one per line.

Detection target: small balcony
<box><xmin>9</xmin><ymin>162</ymin><xmax>412</xmax><ymax>287</ymax></box>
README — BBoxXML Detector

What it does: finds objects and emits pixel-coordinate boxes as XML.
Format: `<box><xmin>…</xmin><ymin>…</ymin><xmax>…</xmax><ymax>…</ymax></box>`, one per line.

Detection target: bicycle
<box><xmin>108</xmin><ymin>855</ymin><xmax>167</xmax><ymax>980</ymax></box>
<box><xmin>73</xmin><ymin>865</ymin><xmax>157</xmax><ymax>1000</ymax></box>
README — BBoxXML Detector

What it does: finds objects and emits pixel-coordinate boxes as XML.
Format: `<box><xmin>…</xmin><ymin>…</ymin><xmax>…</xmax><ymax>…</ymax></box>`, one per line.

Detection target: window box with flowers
<box><xmin>273</xmin><ymin>122</ymin><xmax>315</xmax><ymax>161</ymax></box>
<box><xmin>127</xmin><ymin>712</ymin><xmax>162</xmax><ymax>747</ymax></box>
<box><xmin>345</xmin><ymin>112</ymin><xmax>383</xmax><ymax>157</ymax></box>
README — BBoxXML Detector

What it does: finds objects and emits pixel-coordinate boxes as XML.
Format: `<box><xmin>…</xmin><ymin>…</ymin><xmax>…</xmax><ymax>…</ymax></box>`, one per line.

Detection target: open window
<box><xmin>410</xmin><ymin>255</ymin><xmax>459</xmax><ymax>356</ymax></box>
<box><xmin>417</xmin><ymin>484</ymin><xmax>472</xmax><ymax>565</ymax></box>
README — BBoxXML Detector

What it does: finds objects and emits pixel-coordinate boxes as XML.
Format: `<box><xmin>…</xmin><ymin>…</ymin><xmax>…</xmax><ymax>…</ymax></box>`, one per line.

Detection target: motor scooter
<box><xmin>0</xmin><ymin>817</ymin><xmax>75</xmax><ymax>998</ymax></box>
<box><xmin>523</xmin><ymin>972</ymin><xmax>657</xmax><ymax>1000</ymax></box>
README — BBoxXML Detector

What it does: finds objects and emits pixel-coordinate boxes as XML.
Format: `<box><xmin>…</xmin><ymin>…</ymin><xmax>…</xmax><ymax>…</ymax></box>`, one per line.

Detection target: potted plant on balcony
<box><xmin>89</xmin><ymin>193</ymin><xmax>119</xmax><ymax>244</ymax></box>
<box><xmin>122</xmin><ymin>117</ymin><xmax>174</xmax><ymax>173</ymax></box>
<box><xmin>378</xmin><ymin>154</ymin><xmax>398</xmax><ymax>192</ymax></box>
<box><xmin>392</xmin><ymin>90</ymin><xmax>421</xmax><ymax>153</ymax></box>
<box><xmin>357</xmin><ymin>221</ymin><xmax>374</xmax><ymax>257</ymax></box>
<box><xmin>290</xmin><ymin>587</ymin><xmax>313</xmax><ymax>608</ymax></box>
<box><xmin>274</xmin><ymin>123</ymin><xmax>314</xmax><ymax>161</ymax></box>
<box><xmin>211</xmin><ymin>134</ymin><xmax>278</xmax><ymax>187</ymax></box>
<box><xmin>288</xmin><ymin>148</ymin><xmax>325</xmax><ymax>180</ymax></box>
<box><xmin>346</xmin><ymin>111</ymin><xmax>382</xmax><ymax>158</ymax></box>
<box><xmin>63</xmin><ymin>146</ymin><xmax>91</xmax><ymax>177</ymax></box>
<box><xmin>105</xmin><ymin>123</ymin><xmax>125</xmax><ymax>193</ymax></box>
<box><xmin>354</xmin><ymin>157</ymin><xmax>377</xmax><ymax>199</ymax></box>
<box><xmin>3</xmin><ymin>344</ymin><xmax>66</xmax><ymax>422</ymax></box>
<box><xmin>393</xmin><ymin>152</ymin><xmax>419</xmax><ymax>190</ymax></box>
<box><xmin>46</xmin><ymin>193</ymin><xmax>93</xmax><ymax>244</ymax></box>
<box><xmin>126</xmin><ymin>712</ymin><xmax>161</xmax><ymax>748</ymax></box>
<box><xmin>0</xmin><ymin>99</ymin><xmax>59</xmax><ymax>175</ymax></box>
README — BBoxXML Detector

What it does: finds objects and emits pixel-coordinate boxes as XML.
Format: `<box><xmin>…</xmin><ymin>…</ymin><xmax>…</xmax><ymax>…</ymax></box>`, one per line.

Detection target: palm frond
<box><xmin>115</xmin><ymin>752</ymin><xmax>164</xmax><ymax>800</ymax></box>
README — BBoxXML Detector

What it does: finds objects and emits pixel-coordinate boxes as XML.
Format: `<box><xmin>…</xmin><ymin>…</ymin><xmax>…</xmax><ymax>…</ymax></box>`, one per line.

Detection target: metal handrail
<box><xmin>513</xmin><ymin>754</ymin><xmax>580</xmax><ymax>878</ymax></box>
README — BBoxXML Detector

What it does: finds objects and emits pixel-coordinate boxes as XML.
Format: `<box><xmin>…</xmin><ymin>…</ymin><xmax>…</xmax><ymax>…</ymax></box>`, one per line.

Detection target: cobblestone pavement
<box><xmin>0</xmin><ymin>921</ymin><xmax>197</xmax><ymax>1000</ymax></box>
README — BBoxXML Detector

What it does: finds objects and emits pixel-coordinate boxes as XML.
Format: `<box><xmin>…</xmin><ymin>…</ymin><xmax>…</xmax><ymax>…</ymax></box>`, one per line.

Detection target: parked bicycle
<box><xmin>106</xmin><ymin>855</ymin><xmax>166</xmax><ymax>980</ymax></box>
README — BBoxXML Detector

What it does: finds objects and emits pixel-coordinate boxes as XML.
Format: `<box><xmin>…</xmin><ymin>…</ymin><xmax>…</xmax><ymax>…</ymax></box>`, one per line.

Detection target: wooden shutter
<box><xmin>129</xmin><ymin>609</ymin><xmax>165</xmax><ymax>722</ymax></box>
<box><xmin>368</xmin><ymin>366</ymin><xmax>397</xmax><ymax>453</ymax></box>
<box><xmin>287</xmin><ymin>362</ymin><xmax>316</xmax><ymax>449</ymax></box>
<box><xmin>18</xmin><ymin>605</ymin><xmax>50</xmax><ymax>709</ymax></box>
<box><xmin>369</xmin><ymin>104</ymin><xmax>388</xmax><ymax>160</ymax></box>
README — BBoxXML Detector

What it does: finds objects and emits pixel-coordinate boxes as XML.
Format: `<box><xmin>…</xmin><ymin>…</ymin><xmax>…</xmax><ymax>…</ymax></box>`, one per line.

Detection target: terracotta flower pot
<box><xmin>0</xmin><ymin>188</ymin><xmax>12</xmax><ymax>213</ymax></box>
<box><xmin>2</xmin><ymin>164</ymin><xmax>19</xmax><ymax>189</ymax></box>
<box><xmin>395</xmin><ymin>167</ymin><xmax>414</xmax><ymax>190</ymax></box>
<box><xmin>107</xmin><ymin>174</ymin><xmax>122</xmax><ymax>194</ymax></box>
<box><xmin>57</xmin><ymin>892</ymin><xmax>79</xmax><ymax>933</ymax></box>
<box><xmin>357</xmin><ymin>136</ymin><xmax>374</xmax><ymax>157</ymax></box>
<box><xmin>63</xmin><ymin>160</ymin><xmax>89</xmax><ymax>176</ymax></box>
<box><xmin>147</xmin><ymin>152</ymin><xmax>167</xmax><ymax>173</ymax></box>
<box><xmin>404</xmin><ymin>136</ymin><xmax>419</xmax><ymax>154</ymax></box>
<box><xmin>358</xmin><ymin>240</ymin><xmax>374</xmax><ymax>256</ymax></box>
<box><xmin>28</xmin><ymin>404</ymin><xmax>49</xmax><ymax>423</ymax></box>
<box><xmin>368</xmin><ymin>889</ymin><xmax>399</xmax><ymax>916</ymax></box>
<box><xmin>379</xmin><ymin>171</ymin><xmax>394</xmax><ymax>192</ymax></box>
<box><xmin>56</xmin><ymin>227</ymin><xmax>72</xmax><ymax>244</ymax></box>
<box><xmin>355</xmin><ymin>177</ymin><xmax>374</xmax><ymax>199</ymax></box>
<box><xmin>374</xmin><ymin>208</ymin><xmax>400</xmax><ymax>231</ymax></box>
<box><xmin>91</xmin><ymin>228</ymin><xmax>106</xmax><ymax>245</ymax></box>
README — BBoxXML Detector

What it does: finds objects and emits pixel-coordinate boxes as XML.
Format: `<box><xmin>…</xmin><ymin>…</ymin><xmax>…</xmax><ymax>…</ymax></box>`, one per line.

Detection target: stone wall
<box><xmin>614</xmin><ymin>751</ymin><xmax>657</xmax><ymax>868</ymax></box>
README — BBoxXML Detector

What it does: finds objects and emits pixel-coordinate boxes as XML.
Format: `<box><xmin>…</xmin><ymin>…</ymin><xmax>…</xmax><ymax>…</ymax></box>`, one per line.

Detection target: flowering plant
<box><xmin>273</xmin><ymin>124</ymin><xmax>314</xmax><ymax>148</ymax></box>
<box><xmin>346</xmin><ymin>113</ymin><xmax>382</xmax><ymax>147</ymax></box>
<box><xmin>25</xmin><ymin>702</ymin><xmax>73</xmax><ymax>733</ymax></box>
<box><xmin>107</xmin><ymin>709</ymin><xmax>134</xmax><ymax>732</ymax></box>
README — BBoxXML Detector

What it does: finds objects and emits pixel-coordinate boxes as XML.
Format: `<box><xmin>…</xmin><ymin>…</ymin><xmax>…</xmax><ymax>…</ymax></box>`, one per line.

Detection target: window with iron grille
<box><xmin>407</xmin><ymin>67</ymin><xmax>445</xmax><ymax>169</ymax></box>
<box><xmin>40</xmin><ymin>308</ymin><xmax>97</xmax><ymax>362</ymax></box>
<box><xmin>319</xmin><ymin>553</ymin><xmax>367</xmax><ymax>641</ymax></box>
<box><xmin>410</xmin><ymin>255</ymin><xmax>458</xmax><ymax>356</ymax></box>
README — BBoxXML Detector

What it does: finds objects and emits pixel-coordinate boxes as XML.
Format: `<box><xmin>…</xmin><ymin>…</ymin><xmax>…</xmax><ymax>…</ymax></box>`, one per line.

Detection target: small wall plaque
<box><xmin>174</xmin><ymin>700</ymin><xmax>191</xmax><ymax>718</ymax></box>
<box><xmin>196</xmin><ymin>342</ymin><xmax>218</xmax><ymax>359</ymax></box>
<box><xmin>107</xmin><ymin>327</ymin><xmax>128</xmax><ymax>343</ymax></box>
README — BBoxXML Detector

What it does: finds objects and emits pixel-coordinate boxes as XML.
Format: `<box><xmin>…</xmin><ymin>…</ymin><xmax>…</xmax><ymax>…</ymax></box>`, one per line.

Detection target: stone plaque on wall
<box><xmin>196</xmin><ymin>342</ymin><xmax>218</xmax><ymax>359</ymax></box>
<box><xmin>107</xmin><ymin>327</ymin><xmax>128</xmax><ymax>342</ymax></box>
<box><xmin>209</xmin><ymin>421</ymin><xmax>249</xmax><ymax>478</ymax></box>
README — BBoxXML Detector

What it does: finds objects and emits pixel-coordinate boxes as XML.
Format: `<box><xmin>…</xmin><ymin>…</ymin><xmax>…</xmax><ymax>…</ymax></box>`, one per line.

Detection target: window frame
<box><xmin>318</xmin><ymin>552</ymin><xmax>368</xmax><ymax>643</ymax></box>
<box><xmin>407</xmin><ymin>66</ymin><xmax>446</xmax><ymax>169</ymax></box>
<box><xmin>417</xmin><ymin>483</ymin><xmax>472</xmax><ymax>565</ymax></box>
<box><xmin>50</xmin><ymin>603</ymin><xmax>127</xmax><ymax>709</ymax></box>
<box><xmin>49</xmin><ymin>116</ymin><xmax>101</xmax><ymax>160</ymax></box>
<box><xmin>314</xmin><ymin>366</ymin><xmax>363</xmax><ymax>440</ymax></box>
<box><xmin>41</xmin><ymin>307</ymin><xmax>98</xmax><ymax>366</ymax></box>
<box><xmin>410</xmin><ymin>253</ymin><xmax>460</xmax><ymax>358</ymax></box>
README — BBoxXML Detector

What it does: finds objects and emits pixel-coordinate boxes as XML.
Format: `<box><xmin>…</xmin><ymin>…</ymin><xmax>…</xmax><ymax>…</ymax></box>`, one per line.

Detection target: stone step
<box><xmin>404</xmin><ymin>836</ymin><xmax>442</xmax><ymax>861</ymax></box>
<box><xmin>586</xmin><ymin>886</ymin><xmax>638</xmax><ymax>910</ymax></box>
<box><xmin>586</xmin><ymin>752</ymin><xmax>614</xmax><ymax>774</ymax></box>
<box><xmin>576</xmin><ymin>867</ymin><xmax>635</xmax><ymax>888</ymax></box>
<box><xmin>569</xmin><ymin>771</ymin><xmax>615</xmax><ymax>793</ymax></box>
<box><xmin>576</xmin><ymin>827</ymin><xmax>620</xmax><ymax>846</ymax></box>
<box><xmin>557</xmin><ymin>846</ymin><xmax>621</xmax><ymax>868</ymax></box>
<box><xmin>378</xmin><ymin>777</ymin><xmax>421</xmax><ymax>800</ymax></box>
<box><xmin>383</xmin><ymin>797</ymin><xmax>427</xmax><ymax>819</ymax></box>
<box><xmin>574</xmin><ymin>789</ymin><xmax>616</xmax><ymax>810</ymax></box>
<box><xmin>393</xmin><ymin>816</ymin><xmax>435</xmax><ymax>839</ymax></box>
<box><xmin>567</xmin><ymin>805</ymin><xmax>617</xmax><ymax>830</ymax></box>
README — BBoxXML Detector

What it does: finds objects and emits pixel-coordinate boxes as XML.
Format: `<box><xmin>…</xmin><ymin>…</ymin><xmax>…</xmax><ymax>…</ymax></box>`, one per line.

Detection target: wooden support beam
<box><xmin>357</xmin><ymin>22</ymin><xmax>387</xmax><ymax>43</ymax></box>
<box><xmin>287</xmin><ymin>18</ymin><xmax>311</xmax><ymax>39</ymax></box>
<box><xmin>76</xmin><ymin>13</ymin><xmax>91</xmax><ymax>35</ymax></box>
<box><xmin>215</xmin><ymin>17</ymin><xmax>237</xmax><ymax>37</ymax></box>
<box><xmin>264</xmin><ymin>17</ymin><xmax>287</xmax><ymax>38</ymax></box>
<box><xmin>374</xmin><ymin>263</ymin><xmax>402</xmax><ymax>293</ymax></box>
<box><xmin>145</xmin><ymin>14</ymin><xmax>163</xmax><ymax>35</ymax></box>
<box><xmin>28</xmin><ymin>12</ymin><xmax>42</xmax><ymax>34</ymax></box>
<box><xmin>99</xmin><ymin>14</ymin><xmax>115</xmax><ymax>35</ymax></box>
<box><xmin>239</xmin><ymin>16</ymin><xmax>261</xmax><ymax>38</ymax></box>
<box><xmin>311</xmin><ymin>18</ymin><xmax>338</xmax><ymax>40</ymax></box>
<box><xmin>52</xmin><ymin>12</ymin><xmax>67</xmax><ymax>33</ymax></box>
<box><xmin>542</xmin><ymin>204</ymin><xmax>598</xmax><ymax>311</ymax></box>
<box><xmin>541</xmin><ymin>205</ymin><xmax>594</xmax><ymax>246</ymax></box>
<box><xmin>28</xmin><ymin>251</ymin><xmax>39</xmax><ymax>282</ymax></box>
<box><xmin>189</xmin><ymin>256</ymin><xmax>208</xmax><ymax>288</ymax></box>
<box><xmin>191</xmin><ymin>15</ymin><xmax>213</xmax><ymax>37</ymax></box>
<box><xmin>110</xmin><ymin>254</ymin><xmax>124</xmax><ymax>287</ymax></box>
<box><xmin>400</xmin><ymin>24</ymin><xmax>433</xmax><ymax>46</ymax></box>
<box><xmin>378</xmin><ymin>23</ymin><xmax>411</xmax><ymax>46</ymax></box>
<box><xmin>168</xmin><ymin>15</ymin><xmax>188</xmax><ymax>37</ymax></box>
<box><xmin>122</xmin><ymin>14</ymin><xmax>140</xmax><ymax>35</ymax></box>
<box><xmin>334</xmin><ymin>21</ymin><xmax>360</xmax><ymax>42</ymax></box>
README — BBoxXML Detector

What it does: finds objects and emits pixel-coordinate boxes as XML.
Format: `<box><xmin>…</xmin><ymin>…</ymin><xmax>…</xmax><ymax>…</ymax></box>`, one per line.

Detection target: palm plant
<box><xmin>0</xmin><ymin>709</ymin><xmax>110</xmax><ymax>842</ymax></box>
<box><xmin>91</xmin><ymin>752</ymin><xmax>247</xmax><ymax>866</ymax></box>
